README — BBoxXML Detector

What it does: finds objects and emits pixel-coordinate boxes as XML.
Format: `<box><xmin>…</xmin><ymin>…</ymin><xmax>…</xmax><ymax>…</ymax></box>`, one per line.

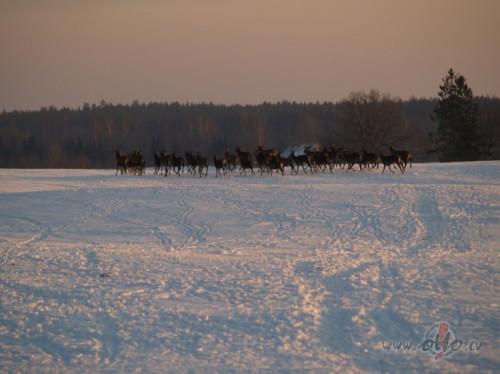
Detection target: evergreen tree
<box><xmin>433</xmin><ymin>69</ymin><xmax>481</xmax><ymax>161</ymax></box>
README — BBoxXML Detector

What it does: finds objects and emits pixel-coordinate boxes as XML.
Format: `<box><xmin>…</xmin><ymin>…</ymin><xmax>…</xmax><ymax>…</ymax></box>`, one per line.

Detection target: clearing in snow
<box><xmin>0</xmin><ymin>162</ymin><xmax>499</xmax><ymax>372</ymax></box>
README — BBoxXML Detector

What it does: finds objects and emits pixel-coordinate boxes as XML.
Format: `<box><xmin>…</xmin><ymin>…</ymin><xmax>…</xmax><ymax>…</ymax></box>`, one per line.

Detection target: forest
<box><xmin>1</xmin><ymin>95</ymin><xmax>499</xmax><ymax>168</ymax></box>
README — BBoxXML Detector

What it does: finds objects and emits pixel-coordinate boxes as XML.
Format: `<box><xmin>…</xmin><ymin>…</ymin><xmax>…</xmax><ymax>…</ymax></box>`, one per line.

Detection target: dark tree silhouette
<box><xmin>477</xmin><ymin>97</ymin><xmax>500</xmax><ymax>160</ymax></box>
<box><xmin>0</xmin><ymin>97</ymin><xmax>498</xmax><ymax>168</ymax></box>
<box><xmin>433</xmin><ymin>69</ymin><xmax>482</xmax><ymax>161</ymax></box>
<box><xmin>335</xmin><ymin>90</ymin><xmax>410</xmax><ymax>152</ymax></box>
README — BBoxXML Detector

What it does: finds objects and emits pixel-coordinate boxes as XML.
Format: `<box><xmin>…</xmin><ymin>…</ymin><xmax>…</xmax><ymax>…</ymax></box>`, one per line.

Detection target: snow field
<box><xmin>0</xmin><ymin>162</ymin><xmax>499</xmax><ymax>372</ymax></box>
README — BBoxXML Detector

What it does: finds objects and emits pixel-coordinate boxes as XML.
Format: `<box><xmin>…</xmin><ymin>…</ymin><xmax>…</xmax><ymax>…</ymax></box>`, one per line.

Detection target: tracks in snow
<box><xmin>1</xmin><ymin>166</ymin><xmax>498</xmax><ymax>372</ymax></box>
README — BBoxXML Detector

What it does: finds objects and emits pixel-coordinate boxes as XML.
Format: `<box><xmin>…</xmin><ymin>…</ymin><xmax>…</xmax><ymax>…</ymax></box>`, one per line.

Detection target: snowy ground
<box><xmin>0</xmin><ymin>163</ymin><xmax>499</xmax><ymax>373</ymax></box>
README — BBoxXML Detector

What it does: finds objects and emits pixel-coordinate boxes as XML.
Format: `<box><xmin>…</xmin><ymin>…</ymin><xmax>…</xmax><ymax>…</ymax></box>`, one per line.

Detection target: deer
<box><xmin>361</xmin><ymin>149</ymin><xmax>379</xmax><ymax>170</ymax></box>
<box><xmin>330</xmin><ymin>145</ymin><xmax>346</xmax><ymax>169</ymax></box>
<box><xmin>213</xmin><ymin>156</ymin><xmax>225</xmax><ymax>177</ymax></box>
<box><xmin>265</xmin><ymin>153</ymin><xmax>285</xmax><ymax>176</ymax></box>
<box><xmin>223</xmin><ymin>148</ymin><xmax>237</xmax><ymax>175</ymax></box>
<box><xmin>185</xmin><ymin>151</ymin><xmax>198</xmax><ymax>176</ymax></box>
<box><xmin>324</xmin><ymin>146</ymin><xmax>340</xmax><ymax>172</ymax></box>
<box><xmin>255</xmin><ymin>145</ymin><xmax>278</xmax><ymax>156</ymax></box>
<box><xmin>255</xmin><ymin>148</ymin><xmax>267</xmax><ymax>175</ymax></box>
<box><xmin>389</xmin><ymin>145</ymin><xmax>413</xmax><ymax>172</ymax></box>
<box><xmin>195</xmin><ymin>153</ymin><xmax>208</xmax><ymax>177</ymax></box>
<box><xmin>239</xmin><ymin>158</ymin><xmax>255</xmax><ymax>175</ymax></box>
<box><xmin>166</xmin><ymin>153</ymin><xmax>183</xmax><ymax>177</ymax></box>
<box><xmin>115</xmin><ymin>149</ymin><xmax>128</xmax><ymax>175</ymax></box>
<box><xmin>153</xmin><ymin>152</ymin><xmax>162</xmax><ymax>175</ymax></box>
<box><xmin>306</xmin><ymin>148</ymin><xmax>329</xmax><ymax>173</ymax></box>
<box><xmin>126</xmin><ymin>150</ymin><xmax>145</xmax><ymax>176</ymax></box>
<box><xmin>235</xmin><ymin>146</ymin><xmax>252</xmax><ymax>164</ymax></box>
<box><xmin>159</xmin><ymin>152</ymin><xmax>171</xmax><ymax>176</ymax></box>
<box><xmin>281</xmin><ymin>155</ymin><xmax>296</xmax><ymax>175</ymax></box>
<box><xmin>235</xmin><ymin>146</ymin><xmax>253</xmax><ymax>174</ymax></box>
<box><xmin>291</xmin><ymin>152</ymin><xmax>310</xmax><ymax>174</ymax></box>
<box><xmin>255</xmin><ymin>146</ymin><xmax>278</xmax><ymax>175</ymax></box>
<box><xmin>379</xmin><ymin>153</ymin><xmax>403</xmax><ymax>174</ymax></box>
<box><xmin>342</xmin><ymin>151</ymin><xmax>362</xmax><ymax>171</ymax></box>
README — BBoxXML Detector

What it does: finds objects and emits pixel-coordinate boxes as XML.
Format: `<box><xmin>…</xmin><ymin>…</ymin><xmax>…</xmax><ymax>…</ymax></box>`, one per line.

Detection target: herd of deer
<box><xmin>115</xmin><ymin>150</ymin><xmax>146</xmax><ymax>176</ymax></box>
<box><xmin>115</xmin><ymin>145</ymin><xmax>412</xmax><ymax>177</ymax></box>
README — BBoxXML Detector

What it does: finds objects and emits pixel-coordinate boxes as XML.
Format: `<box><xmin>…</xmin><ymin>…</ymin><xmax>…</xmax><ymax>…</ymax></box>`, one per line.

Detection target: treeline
<box><xmin>0</xmin><ymin>97</ymin><xmax>499</xmax><ymax>168</ymax></box>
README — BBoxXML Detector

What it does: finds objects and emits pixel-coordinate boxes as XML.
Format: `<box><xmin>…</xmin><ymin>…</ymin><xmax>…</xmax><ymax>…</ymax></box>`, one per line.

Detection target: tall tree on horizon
<box><xmin>433</xmin><ymin>68</ymin><xmax>482</xmax><ymax>161</ymax></box>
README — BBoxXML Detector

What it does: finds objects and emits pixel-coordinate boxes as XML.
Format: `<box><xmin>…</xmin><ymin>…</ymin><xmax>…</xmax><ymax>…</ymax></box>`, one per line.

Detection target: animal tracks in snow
<box><xmin>0</xmin><ymin>164</ymin><xmax>499</xmax><ymax>372</ymax></box>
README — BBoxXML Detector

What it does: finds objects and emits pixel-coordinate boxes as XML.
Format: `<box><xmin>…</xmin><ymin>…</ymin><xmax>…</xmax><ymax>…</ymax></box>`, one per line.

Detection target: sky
<box><xmin>1</xmin><ymin>0</ymin><xmax>499</xmax><ymax>111</ymax></box>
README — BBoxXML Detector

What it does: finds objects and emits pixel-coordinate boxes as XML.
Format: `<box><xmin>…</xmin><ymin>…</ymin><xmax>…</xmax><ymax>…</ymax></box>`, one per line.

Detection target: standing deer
<box><xmin>235</xmin><ymin>146</ymin><xmax>253</xmax><ymax>174</ymax></box>
<box><xmin>235</xmin><ymin>146</ymin><xmax>252</xmax><ymax>163</ymax></box>
<box><xmin>115</xmin><ymin>149</ymin><xmax>127</xmax><ymax>175</ymax></box>
<box><xmin>153</xmin><ymin>152</ymin><xmax>162</xmax><ymax>175</ymax></box>
<box><xmin>223</xmin><ymin>148</ymin><xmax>237</xmax><ymax>175</ymax></box>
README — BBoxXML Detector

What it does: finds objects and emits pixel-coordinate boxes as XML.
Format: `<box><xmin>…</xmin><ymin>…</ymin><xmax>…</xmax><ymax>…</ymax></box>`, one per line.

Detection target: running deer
<box><xmin>379</xmin><ymin>153</ymin><xmax>403</xmax><ymax>174</ymax></box>
<box><xmin>389</xmin><ymin>145</ymin><xmax>412</xmax><ymax>172</ymax></box>
<box><xmin>213</xmin><ymin>156</ymin><xmax>225</xmax><ymax>177</ymax></box>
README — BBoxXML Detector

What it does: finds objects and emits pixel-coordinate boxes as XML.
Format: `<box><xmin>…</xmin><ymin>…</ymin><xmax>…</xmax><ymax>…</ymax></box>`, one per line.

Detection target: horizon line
<box><xmin>7</xmin><ymin>94</ymin><xmax>500</xmax><ymax>113</ymax></box>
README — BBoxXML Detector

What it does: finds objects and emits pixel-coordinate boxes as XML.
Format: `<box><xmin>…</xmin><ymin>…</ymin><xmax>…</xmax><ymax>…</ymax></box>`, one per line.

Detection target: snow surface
<box><xmin>0</xmin><ymin>163</ymin><xmax>499</xmax><ymax>373</ymax></box>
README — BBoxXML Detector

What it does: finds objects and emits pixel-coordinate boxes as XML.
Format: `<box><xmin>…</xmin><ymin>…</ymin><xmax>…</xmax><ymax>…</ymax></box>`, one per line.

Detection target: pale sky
<box><xmin>1</xmin><ymin>0</ymin><xmax>499</xmax><ymax>111</ymax></box>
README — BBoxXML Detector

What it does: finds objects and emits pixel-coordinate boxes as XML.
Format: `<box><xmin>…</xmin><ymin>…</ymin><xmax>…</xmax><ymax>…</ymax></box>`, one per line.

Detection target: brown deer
<box><xmin>379</xmin><ymin>153</ymin><xmax>403</xmax><ymax>174</ymax></box>
<box><xmin>115</xmin><ymin>149</ymin><xmax>127</xmax><ymax>175</ymax></box>
<box><xmin>185</xmin><ymin>151</ymin><xmax>198</xmax><ymax>175</ymax></box>
<box><xmin>305</xmin><ymin>148</ymin><xmax>329</xmax><ymax>173</ymax></box>
<box><xmin>291</xmin><ymin>153</ymin><xmax>310</xmax><ymax>174</ymax></box>
<box><xmin>195</xmin><ymin>153</ymin><xmax>208</xmax><ymax>177</ymax></box>
<box><xmin>389</xmin><ymin>145</ymin><xmax>412</xmax><ymax>172</ymax></box>
<box><xmin>127</xmin><ymin>150</ymin><xmax>145</xmax><ymax>176</ymax></box>
<box><xmin>235</xmin><ymin>146</ymin><xmax>252</xmax><ymax>164</ymax></box>
<box><xmin>255</xmin><ymin>146</ymin><xmax>278</xmax><ymax>175</ymax></box>
<box><xmin>166</xmin><ymin>153</ymin><xmax>183</xmax><ymax>177</ymax></box>
<box><xmin>213</xmin><ymin>156</ymin><xmax>225</xmax><ymax>177</ymax></box>
<box><xmin>223</xmin><ymin>148</ymin><xmax>237</xmax><ymax>174</ymax></box>
<box><xmin>324</xmin><ymin>146</ymin><xmax>340</xmax><ymax>172</ymax></box>
<box><xmin>265</xmin><ymin>153</ymin><xmax>285</xmax><ymax>176</ymax></box>
<box><xmin>342</xmin><ymin>151</ymin><xmax>362</xmax><ymax>171</ymax></box>
<box><xmin>361</xmin><ymin>149</ymin><xmax>379</xmax><ymax>170</ymax></box>
<box><xmin>281</xmin><ymin>155</ymin><xmax>296</xmax><ymax>175</ymax></box>
<box><xmin>235</xmin><ymin>146</ymin><xmax>253</xmax><ymax>174</ymax></box>
<box><xmin>239</xmin><ymin>157</ymin><xmax>255</xmax><ymax>175</ymax></box>
<box><xmin>159</xmin><ymin>152</ymin><xmax>171</xmax><ymax>175</ymax></box>
<box><xmin>153</xmin><ymin>152</ymin><xmax>162</xmax><ymax>175</ymax></box>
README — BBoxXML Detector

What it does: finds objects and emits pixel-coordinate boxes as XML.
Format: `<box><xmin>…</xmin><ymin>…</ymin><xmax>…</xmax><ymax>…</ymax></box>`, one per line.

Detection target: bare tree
<box><xmin>335</xmin><ymin>90</ymin><xmax>410</xmax><ymax>151</ymax></box>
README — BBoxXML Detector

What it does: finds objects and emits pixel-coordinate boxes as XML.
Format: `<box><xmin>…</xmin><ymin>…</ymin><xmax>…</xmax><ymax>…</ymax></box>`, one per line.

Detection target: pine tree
<box><xmin>433</xmin><ymin>69</ymin><xmax>481</xmax><ymax>161</ymax></box>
